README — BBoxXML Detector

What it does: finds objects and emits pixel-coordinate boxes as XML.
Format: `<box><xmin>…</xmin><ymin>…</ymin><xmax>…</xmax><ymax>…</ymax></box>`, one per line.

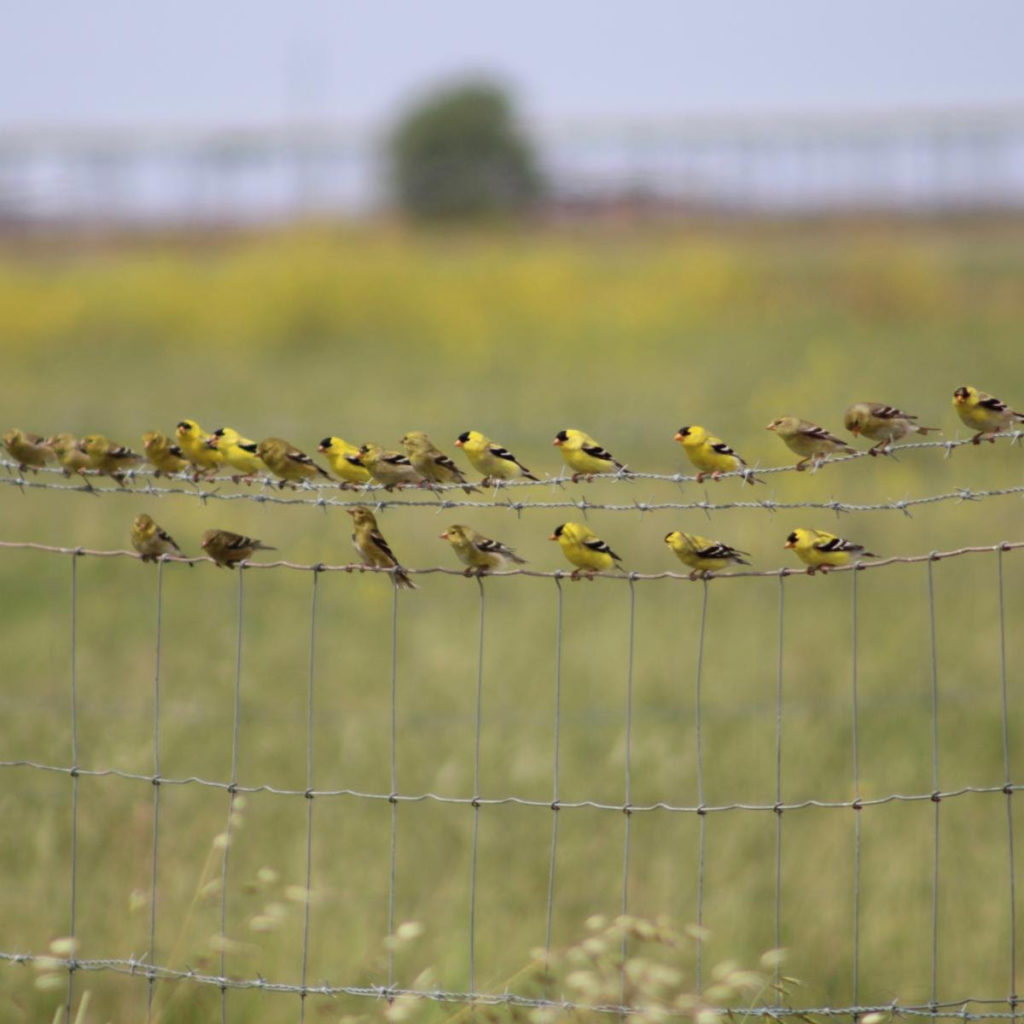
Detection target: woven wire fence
<box><xmin>1</xmin><ymin>436</ymin><xmax>1022</xmax><ymax>1023</ymax></box>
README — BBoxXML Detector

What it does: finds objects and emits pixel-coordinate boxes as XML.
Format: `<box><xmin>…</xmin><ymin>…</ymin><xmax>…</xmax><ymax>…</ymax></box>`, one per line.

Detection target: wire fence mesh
<box><xmin>1</xmin><ymin>446</ymin><xmax>1021</xmax><ymax>1022</ymax></box>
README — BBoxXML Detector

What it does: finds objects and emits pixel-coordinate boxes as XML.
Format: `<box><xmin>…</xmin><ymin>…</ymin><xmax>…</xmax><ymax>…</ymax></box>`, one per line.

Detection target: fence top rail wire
<box><xmin>0</xmin><ymin>952</ymin><xmax>1019</xmax><ymax>1021</ymax></box>
<box><xmin>2</xmin><ymin>430</ymin><xmax>1021</xmax><ymax>511</ymax></box>
<box><xmin>0</xmin><ymin>758</ymin><xmax>1017</xmax><ymax>812</ymax></box>
<box><xmin>1</xmin><ymin>538</ymin><xmax>1020</xmax><ymax>581</ymax></box>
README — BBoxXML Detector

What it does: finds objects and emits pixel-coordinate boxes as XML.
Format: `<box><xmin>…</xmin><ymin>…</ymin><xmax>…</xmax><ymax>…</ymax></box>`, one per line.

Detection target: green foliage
<box><xmin>388</xmin><ymin>79</ymin><xmax>542</xmax><ymax>221</ymax></box>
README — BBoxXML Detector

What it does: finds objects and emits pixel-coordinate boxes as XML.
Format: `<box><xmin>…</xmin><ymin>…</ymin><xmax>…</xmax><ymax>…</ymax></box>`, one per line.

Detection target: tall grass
<box><xmin>1</xmin><ymin>220</ymin><xmax>1022</xmax><ymax>1021</ymax></box>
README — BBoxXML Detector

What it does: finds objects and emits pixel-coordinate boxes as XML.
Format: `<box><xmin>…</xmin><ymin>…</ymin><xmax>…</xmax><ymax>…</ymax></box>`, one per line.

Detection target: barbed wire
<box><xmin>2</xmin><ymin>430</ymin><xmax>1021</xmax><ymax>513</ymax></box>
<box><xmin>0</xmin><ymin>538</ymin><xmax>1019</xmax><ymax>580</ymax></box>
<box><xmin>0</xmin><ymin>951</ymin><xmax>1020</xmax><ymax>1021</ymax></box>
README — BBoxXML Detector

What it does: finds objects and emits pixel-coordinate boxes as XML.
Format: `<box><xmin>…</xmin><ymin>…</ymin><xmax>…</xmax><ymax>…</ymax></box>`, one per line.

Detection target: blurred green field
<box><xmin>1</xmin><ymin>219</ymin><xmax>1023</xmax><ymax>1022</ymax></box>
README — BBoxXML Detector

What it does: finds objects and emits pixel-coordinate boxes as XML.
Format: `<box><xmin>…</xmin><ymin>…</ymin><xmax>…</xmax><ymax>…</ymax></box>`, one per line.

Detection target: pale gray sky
<box><xmin>4</xmin><ymin>0</ymin><xmax>1024</xmax><ymax>129</ymax></box>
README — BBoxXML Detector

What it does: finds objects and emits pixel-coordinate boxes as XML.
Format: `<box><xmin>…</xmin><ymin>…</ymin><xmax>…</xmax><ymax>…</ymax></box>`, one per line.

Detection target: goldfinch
<box><xmin>784</xmin><ymin>528</ymin><xmax>877</xmax><ymax>575</ymax></box>
<box><xmin>45</xmin><ymin>433</ymin><xmax>92</xmax><ymax>484</ymax></box>
<box><xmin>664</xmin><ymin>530</ymin><xmax>750</xmax><ymax>580</ymax></box>
<box><xmin>131</xmin><ymin>513</ymin><xmax>190</xmax><ymax>564</ymax></box>
<box><xmin>440</xmin><ymin>523</ymin><xmax>527</xmax><ymax>575</ymax></box>
<box><xmin>317</xmin><ymin>436</ymin><xmax>372</xmax><ymax>487</ymax></box>
<box><xmin>455</xmin><ymin>430</ymin><xmax>538</xmax><ymax>485</ymax></box>
<box><xmin>844</xmin><ymin>403</ymin><xmax>939</xmax><ymax>455</ymax></box>
<box><xmin>766</xmin><ymin>416</ymin><xmax>857</xmax><ymax>471</ymax></box>
<box><xmin>200</xmin><ymin>529</ymin><xmax>276</xmax><ymax>569</ymax></box>
<box><xmin>550</xmin><ymin>521</ymin><xmax>622</xmax><ymax>579</ymax></box>
<box><xmin>256</xmin><ymin>437</ymin><xmax>330</xmax><ymax>489</ymax></box>
<box><xmin>952</xmin><ymin>386</ymin><xmax>1024</xmax><ymax>444</ymax></box>
<box><xmin>208</xmin><ymin>427</ymin><xmax>266</xmax><ymax>484</ymax></box>
<box><xmin>346</xmin><ymin>506</ymin><xmax>416</xmax><ymax>589</ymax></box>
<box><xmin>78</xmin><ymin>434</ymin><xmax>141</xmax><ymax>486</ymax></box>
<box><xmin>175</xmin><ymin>419</ymin><xmax>223</xmax><ymax>479</ymax></box>
<box><xmin>553</xmin><ymin>429</ymin><xmax>627</xmax><ymax>481</ymax></box>
<box><xmin>674</xmin><ymin>425</ymin><xmax>759</xmax><ymax>484</ymax></box>
<box><xmin>3</xmin><ymin>429</ymin><xmax>53</xmax><ymax>472</ymax></box>
<box><xmin>401</xmin><ymin>431</ymin><xmax>479</xmax><ymax>492</ymax></box>
<box><xmin>353</xmin><ymin>442</ymin><xmax>424</xmax><ymax>490</ymax></box>
<box><xmin>142</xmin><ymin>431</ymin><xmax>189</xmax><ymax>477</ymax></box>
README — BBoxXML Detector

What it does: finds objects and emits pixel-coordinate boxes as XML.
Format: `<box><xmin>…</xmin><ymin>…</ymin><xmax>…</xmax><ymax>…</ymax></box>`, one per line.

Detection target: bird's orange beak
<box><xmin>205</xmin><ymin>436</ymin><xmax>219</xmax><ymax>449</ymax></box>
<box><xmin>439</xmin><ymin>531</ymin><xmax>449</xmax><ymax>540</ymax></box>
<box><xmin>766</xmin><ymin>422</ymin><xmax>776</xmax><ymax>431</ymax></box>
<box><xmin>673</xmin><ymin>431</ymin><xmax>684</xmax><ymax>442</ymax></box>
<box><xmin>548</xmin><ymin>533</ymin><xmax>558</xmax><ymax>541</ymax></box>
<box><xmin>454</xmin><ymin>439</ymin><xmax>463</xmax><ymax>447</ymax></box>
<box><xmin>784</xmin><ymin>539</ymin><xmax>795</xmax><ymax>549</ymax></box>
<box><xmin>850</xmin><ymin>426</ymin><xmax>860</xmax><ymax>436</ymax></box>
<box><xmin>552</xmin><ymin>437</ymin><xmax>562</xmax><ymax>446</ymax></box>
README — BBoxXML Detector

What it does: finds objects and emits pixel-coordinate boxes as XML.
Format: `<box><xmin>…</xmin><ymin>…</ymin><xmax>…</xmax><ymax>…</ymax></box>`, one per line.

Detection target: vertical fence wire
<box><xmin>996</xmin><ymin>548</ymin><xmax>1018</xmax><ymax>1015</ymax></box>
<box><xmin>299</xmin><ymin>568</ymin><xmax>321</xmax><ymax>1022</ymax></box>
<box><xmin>218</xmin><ymin>565</ymin><xmax>247</xmax><ymax>1024</ymax></box>
<box><xmin>927</xmin><ymin>558</ymin><xmax>941</xmax><ymax>1013</ymax></box>
<box><xmin>65</xmin><ymin>553</ymin><xmax>81</xmax><ymax>1022</ymax></box>
<box><xmin>468</xmin><ymin>576</ymin><xmax>486</xmax><ymax>994</ymax></box>
<box><xmin>146</xmin><ymin>559</ymin><xmax>166</xmax><ymax>1020</ymax></box>
<box><xmin>387</xmin><ymin>585</ymin><xmax>400</xmax><ymax>992</ymax></box>
<box><xmin>773</xmin><ymin>573</ymin><xmax>785</xmax><ymax>991</ymax></box>
<box><xmin>850</xmin><ymin>568</ymin><xmax>862</xmax><ymax>1009</ymax></box>
<box><xmin>619</xmin><ymin>578</ymin><xmax>638</xmax><ymax>997</ymax></box>
<box><xmin>694</xmin><ymin>579</ymin><xmax>710</xmax><ymax>993</ymax></box>
<box><xmin>544</xmin><ymin>578</ymin><xmax>564</xmax><ymax>958</ymax></box>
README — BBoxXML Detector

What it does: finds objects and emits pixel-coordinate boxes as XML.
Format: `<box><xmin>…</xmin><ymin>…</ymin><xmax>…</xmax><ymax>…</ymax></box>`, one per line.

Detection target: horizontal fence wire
<box><xmin>0</xmin><ymin>537</ymin><xmax>1021</xmax><ymax>580</ymax></box>
<box><xmin>1</xmin><ymin>952</ymin><xmax>1021</xmax><ymax>1021</ymax></box>
<box><xmin>2</xmin><ymin>430</ymin><xmax>1022</xmax><ymax>516</ymax></box>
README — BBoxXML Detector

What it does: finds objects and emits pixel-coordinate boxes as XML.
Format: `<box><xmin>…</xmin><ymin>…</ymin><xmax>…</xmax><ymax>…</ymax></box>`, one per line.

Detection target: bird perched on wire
<box><xmin>207</xmin><ymin>427</ymin><xmax>266</xmax><ymax>484</ymax></box>
<box><xmin>674</xmin><ymin>425</ymin><xmax>760</xmax><ymax>484</ymax></box>
<box><xmin>401</xmin><ymin>431</ymin><xmax>479</xmax><ymax>492</ymax></box>
<box><xmin>200</xmin><ymin>529</ymin><xmax>276</xmax><ymax>568</ymax></box>
<box><xmin>45</xmin><ymin>433</ymin><xmax>93</xmax><ymax>485</ymax></box>
<box><xmin>175</xmin><ymin>419</ymin><xmax>224</xmax><ymax>480</ymax></box>
<box><xmin>78</xmin><ymin>434</ymin><xmax>141</xmax><ymax>487</ymax></box>
<box><xmin>766</xmin><ymin>416</ymin><xmax>857</xmax><ymax>471</ymax></box>
<box><xmin>131</xmin><ymin>513</ymin><xmax>191</xmax><ymax>564</ymax></box>
<box><xmin>952</xmin><ymin>386</ymin><xmax>1024</xmax><ymax>445</ymax></box>
<box><xmin>256</xmin><ymin>437</ymin><xmax>331</xmax><ymax>489</ymax></box>
<box><xmin>142</xmin><ymin>431</ymin><xmax>190</xmax><ymax>477</ymax></box>
<box><xmin>784</xmin><ymin>528</ymin><xmax>876</xmax><ymax>575</ymax></box>
<box><xmin>440</xmin><ymin>524</ymin><xmax>527</xmax><ymax>576</ymax></box>
<box><xmin>346</xmin><ymin>506</ymin><xmax>416</xmax><ymax>589</ymax></box>
<box><xmin>3</xmin><ymin>428</ymin><xmax>53</xmax><ymax>472</ymax></box>
<box><xmin>455</xmin><ymin>430</ymin><xmax>538</xmax><ymax>485</ymax></box>
<box><xmin>664</xmin><ymin>530</ymin><xmax>750</xmax><ymax>580</ymax></box>
<box><xmin>553</xmin><ymin>429</ymin><xmax>628</xmax><ymax>481</ymax></box>
<box><xmin>352</xmin><ymin>442</ymin><xmax>424</xmax><ymax>490</ymax></box>
<box><xmin>843</xmin><ymin>403</ymin><xmax>939</xmax><ymax>455</ymax></box>
<box><xmin>550</xmin><ymin>522</ymin><xmax>622</xmax><ymax>579</ymax></box>
<box><xmin>318</xmin><ymin>436</ymin><xmax>372</xmax><ymax>487</ymax></box>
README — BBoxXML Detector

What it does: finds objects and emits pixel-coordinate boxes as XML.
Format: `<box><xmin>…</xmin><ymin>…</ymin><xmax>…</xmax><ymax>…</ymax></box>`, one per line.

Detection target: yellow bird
<box><xmin>353</xmin><ymin>442</ymin><xmax>424</xmax><ymax>490</ymax></box>
<box><xmin>455</xmin><ymin>430</ymin><xmax>538</xmax><ymax>485</ymax></box>
<box><xmin>78</xmin><ymin>434</ymin><xmax>141</xmax><ymax>487</ymax></box>
<box><xmin>785</xmin><ymin>528</ymin><xmax>876</xmax><ymax>575</ymax></box>
<box><xmin>553</xmin><ymin>428</ymin><xmax>628</xmax><ymax>481</ymax></box>
<box><xmin>843</xmin><ymin>402</ymin><xmax>939</xmax><ymax>455</ymax></box>
<box><xmin>549</xmin><ymin>521</ymin><xmax>622</xmax><ymax>579</ymax></box>
<box><xmin>664</xmin><ymin>530</ymin><xmax>750</xmax><ymax>580</ymax></box>
<box><xmin>318</xmin><ymin>436</ymin><xmax>372</xmax><ymax>487</ymax></box>
<box><xmin>131</xmin><ymin>513</ymin><xmax>190</xmax><ymax>564</ymax></box>
<box><xmin>674</xmin><ymin>425</ymin><xmax>759</xmax><ymax>483</ymax></box>
<box><xmin>208</xmin><ymin>427</ymin><xmax>266</xmax><ymax>484</ymax></box>
<box><xmin>175</xmin><ymin>419</ymin><xmax>224</xmax><ymax>479</ymax></box>
<box><xmin>440</xmin><ymin>523</ymin><xmax>527</xmax><ymax>576</ymax></box>
<box><xmin>200</xmin><ymin>529</ymin><xmax>276</xmax><ymax>568</ymax></box>
<box><xmin>952</xmin><ymin>385</ymin><xmax>1024</xmax><ymax>444</ymax></box>
<box><xmin>142</xmin><ymin>431</ymin><xmax>190</xmax><ymax>477</ymax></box>
<box><xmin>766</xmin><ymin>416</ymin><xmax>857</xmax><ymax>471</ymax></box>
<box><xmin>347</xmin><ymin>506</ymin><xmax>416</xmax><ymax>589</ymax></box>
<box><xmin>3</xmin><ymin>429</ymin><xmax>53</xmax><ymax>472</ymax></box>
<box><xmin>256</xmin><ymin>437</ymin><xmax>331</xmax><ymax>489</ymax></box>
<box><xmin>45</xmin><ymin>433</ymin><xmax>93</xmax><ymax>484</ymax></box>
<box><xmin>401</xmin><ymin>431</ymin><xmax>479</xmax><ymax>492</ymax></box>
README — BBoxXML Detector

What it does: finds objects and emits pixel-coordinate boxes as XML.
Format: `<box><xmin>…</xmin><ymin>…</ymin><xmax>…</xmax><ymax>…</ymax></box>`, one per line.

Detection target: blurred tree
<box><xmin>388</xmin><ymin>79</ymin><xmax>543</xmax><ymax>221</ymax></box>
